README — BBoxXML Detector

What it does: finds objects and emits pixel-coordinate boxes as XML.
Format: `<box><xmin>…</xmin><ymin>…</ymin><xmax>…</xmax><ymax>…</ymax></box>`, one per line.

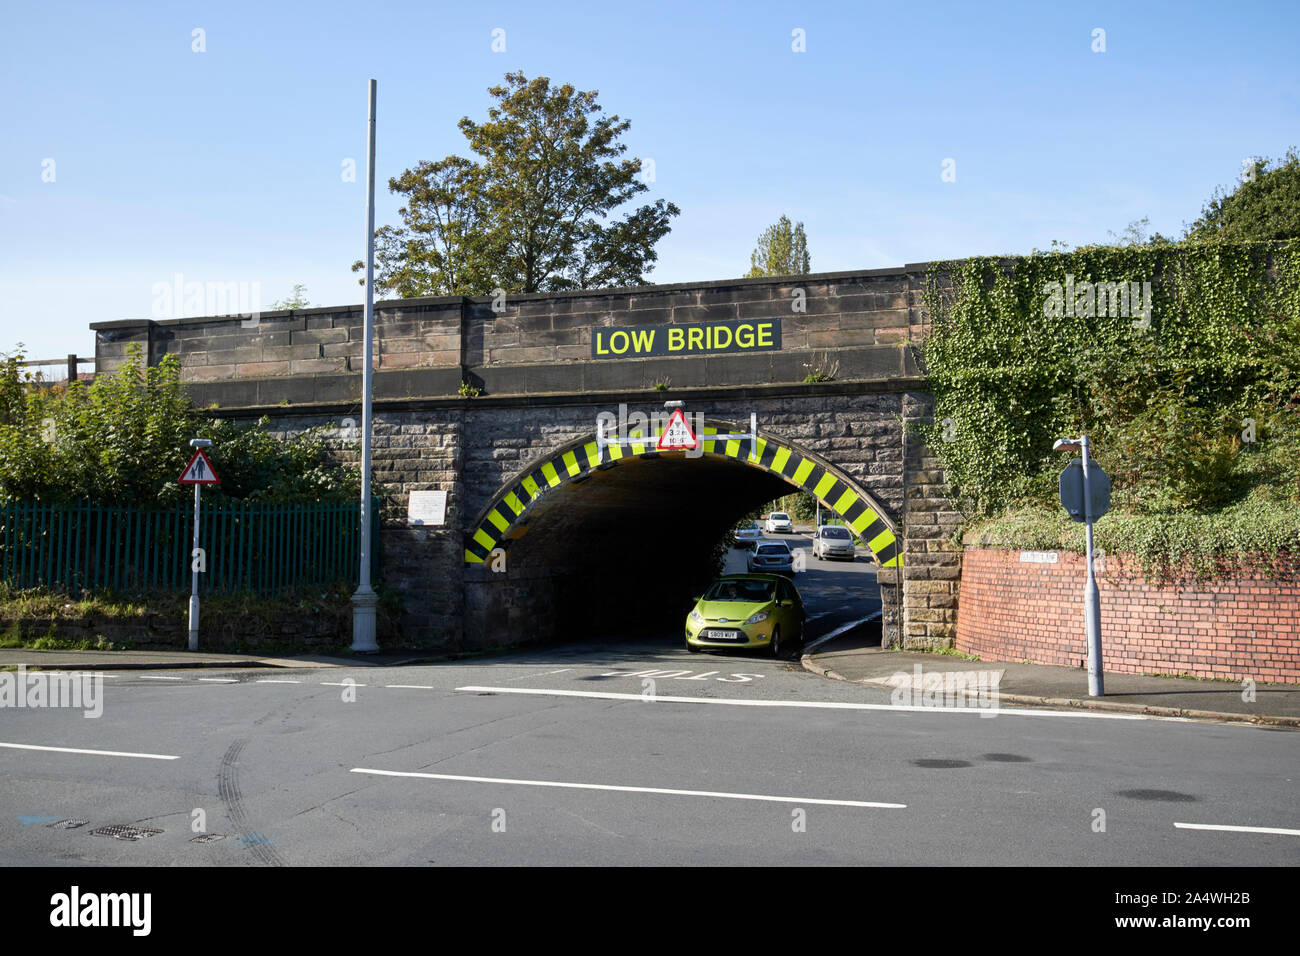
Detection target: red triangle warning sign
<box><xmin>178</xmin><ymin>448</ymin><xmax>221</xmax><ymax>484</ymax></box>
<box><xmin>657</xmin><ymin>408</ymin><xmax>698</xmax><ymax>450</ymax></box>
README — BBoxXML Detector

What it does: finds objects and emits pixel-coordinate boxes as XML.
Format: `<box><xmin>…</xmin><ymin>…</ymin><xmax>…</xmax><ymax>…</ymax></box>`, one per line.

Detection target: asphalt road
<box><xmin>2</xmin><ymin>536</ymin><xmax>1296</xmax><ymax>866</ymax></box>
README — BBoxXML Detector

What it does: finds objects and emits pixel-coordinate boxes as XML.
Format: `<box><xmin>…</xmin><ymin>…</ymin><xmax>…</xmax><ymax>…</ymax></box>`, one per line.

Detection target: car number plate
<box><xmin>704</xmin><ymin>629</ymin><xmax>738</xmax><ymax>640</ymax></box>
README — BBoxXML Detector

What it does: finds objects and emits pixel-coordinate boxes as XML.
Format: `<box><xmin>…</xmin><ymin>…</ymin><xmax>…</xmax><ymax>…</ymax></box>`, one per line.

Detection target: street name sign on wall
<box><xmin>591</xmin><ymin>319</ymin><xmax>781</xmax><ymax>358</ymax></box>
<box><xmin>1059</xmin><ymin>458</ymin><xmax>1110</xmax><ymax>522</ymax></box>
<box><xmin>407</xmin><ymin>490</ymin><xmax>447</xmax><ymax>527</ymax></box>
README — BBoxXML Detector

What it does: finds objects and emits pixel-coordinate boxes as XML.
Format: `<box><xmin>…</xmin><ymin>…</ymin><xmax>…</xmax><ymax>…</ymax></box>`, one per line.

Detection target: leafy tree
<box><xmin>1106</xmin><ymin>216</ymin><xmax>1174</xmax><ymax>247</ymax></box>
<box><xmin>1186</xmin><ymin>148</ymin><xmax>1300</xmax><ymax>242</ymax></box>
<box><xmin>746</xmin><ymin>216</ymin><xmax>811</xmax><ymax>277</ymax></box>
<box><xmin>271</xmin><ymin>283</ymin><xmax>313</xmax><ymax>310</ymax></box>
<box><xmin>0</xmin><ymin>345</ymin><xmax>358</xmax><ymax>505</ymax></box>
<box><xmin>355</xmin><ymin>72</ymin><xmax>680</xmax><ymax>296</ymax></box>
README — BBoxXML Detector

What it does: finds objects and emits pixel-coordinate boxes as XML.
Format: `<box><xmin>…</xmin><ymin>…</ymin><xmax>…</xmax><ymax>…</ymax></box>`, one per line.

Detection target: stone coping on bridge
<box><xmin>88</xmin><ymin>260</ymin><xmax>959</xmax><ymax>332</ymax></box>
<box><xmin>91</xmin><ymin>263</ymin><xmax>956</xmax><ymax>402</ymax></box>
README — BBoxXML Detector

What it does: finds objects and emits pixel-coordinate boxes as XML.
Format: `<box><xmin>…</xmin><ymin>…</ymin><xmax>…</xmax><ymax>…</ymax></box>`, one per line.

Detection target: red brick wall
<box><xmin>955</xmin><ymin>548</ymin><xmax>1300</xmax><ymax>684</ymax></box>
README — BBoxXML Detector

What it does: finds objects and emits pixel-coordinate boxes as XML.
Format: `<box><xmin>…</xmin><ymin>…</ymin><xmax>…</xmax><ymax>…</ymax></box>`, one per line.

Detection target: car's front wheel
<box><xmin>769</xmin><ymin>625</ymin><xmax>785</xmax><ymax>659</ymax></box>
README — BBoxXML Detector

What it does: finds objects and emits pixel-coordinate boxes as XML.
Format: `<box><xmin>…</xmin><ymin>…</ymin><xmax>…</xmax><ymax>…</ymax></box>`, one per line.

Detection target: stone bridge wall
<box><xmin>92</xmin><ymin>266</ymin><xmax>962</xmax><ymax>652</ymax></box>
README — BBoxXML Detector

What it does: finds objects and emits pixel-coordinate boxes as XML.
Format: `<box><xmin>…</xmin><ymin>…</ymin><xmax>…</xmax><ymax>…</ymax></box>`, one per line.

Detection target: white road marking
<box><xmin>384</xmin><ymin>684</ymin><xmax>434</xmax><ymax>690</ymax></box>
<box><xmin>197</xmin><ymin>678</ymin><xmax>238</xmax><ymax>683</ymax></box>
<box><xmin>455</xmin><ymin>685</ymin><xmax>1157</xmax><ymax>721</ymax></box>
<box><xmin>350</xmin><ymin>767</ymin><xmax>905</xmax><ymax>809</ymax></box>
<box><xmin>1175</xmin><ymin>822</ymin><xmax>1300</xmax><ymax>837</ymax></box>
<box><xmin>137</xmin><ymin>675</ymin><xmax>184</xmax><ymax>680</ymax></box>
<box><xmin>0</xmin><ymin>741</ymin><xmax>179</xmax><ymax>760</ymax></box>
<box><xmin>255</xmin><ymin>679</ymin><xmax>301</xmax><ymax>684</ymax></box>
<box><xmin>804</xmin><ymin>613</ymin><xmax>880</xmax><ymax>653</ymax></box>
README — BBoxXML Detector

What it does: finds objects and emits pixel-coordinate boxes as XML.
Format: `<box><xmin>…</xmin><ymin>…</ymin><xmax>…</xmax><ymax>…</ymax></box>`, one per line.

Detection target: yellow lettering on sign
<box><xmin>714</xmin><ymin>326</ymin><xmax>732</xmax><ymax>349</ymax></box>
<box><xmin>631</xmin><ymin>329</ymin><xmax>655</xmax><ymax>353</ymax></box>
<box><xmin>687</xmin><ymin>327</ymin><xmax>704</xmax><ymax>350</ymax></box>
<box><xmin>610</xmin><ymin>330</ymin><xmax>630</xmax><ymax>354</ymax></box>
<box><xmin>595</xmin><ymin>331</ymin><xmax>609</xmax><ymax>355</ymax></box>
<box><xmin>756</xmin><ymin>322</ymin><xmax>773</xmax><ymax>347</ymax></box>
<box><xmin>668</xmin><ymin>327</ymin><xmax>684</xmax><ymax>351</ymax></box>
<box><xmin>736</xmin><ymin>323</ymin><xmax>755</xmax><ymax>347</ymax></box>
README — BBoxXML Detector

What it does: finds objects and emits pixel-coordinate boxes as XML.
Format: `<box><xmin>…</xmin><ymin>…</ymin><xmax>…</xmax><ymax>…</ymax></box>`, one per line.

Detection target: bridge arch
<box><xmin>464</xmin><ymin>419</ymin><xmax>901</xmax><ymax>568</ymax></box>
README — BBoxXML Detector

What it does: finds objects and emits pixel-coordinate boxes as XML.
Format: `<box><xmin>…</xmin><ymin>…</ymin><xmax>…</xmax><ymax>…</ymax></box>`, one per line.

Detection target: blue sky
<box><xmin>2</xmin><ymin>0</ymin><xmax>1297</xmax><ymax>360</ymax></box>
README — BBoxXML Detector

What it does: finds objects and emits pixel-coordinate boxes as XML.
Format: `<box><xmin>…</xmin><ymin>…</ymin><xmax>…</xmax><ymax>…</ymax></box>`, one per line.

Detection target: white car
<box><xmin>812</xmin><ymin>524</ymin><xmax>856</xmax><ymax>560</ymax></box>
<box><xmin>765</xmin><ymin>512</ymin><xmax>793</xmax><ymax>533</ymax></box>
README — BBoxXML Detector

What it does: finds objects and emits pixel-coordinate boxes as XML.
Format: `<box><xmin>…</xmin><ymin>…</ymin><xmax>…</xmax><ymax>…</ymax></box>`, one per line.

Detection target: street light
<box><xmin>1054</xmin><ymin>434</ymin><xmax>1105</xmax><ymax>695</ymax></box>
<box><xmin>351</xmin><ymin>79</ymin><xmax>380</xmax><ymax>654</ymax></box>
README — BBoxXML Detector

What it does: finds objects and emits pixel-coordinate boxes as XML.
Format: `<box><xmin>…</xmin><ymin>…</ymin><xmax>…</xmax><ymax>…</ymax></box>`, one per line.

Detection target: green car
<box><xmin>685</xmin><ymin>574</ymin><xmax>806</xmax><ymax>657</ymax></box>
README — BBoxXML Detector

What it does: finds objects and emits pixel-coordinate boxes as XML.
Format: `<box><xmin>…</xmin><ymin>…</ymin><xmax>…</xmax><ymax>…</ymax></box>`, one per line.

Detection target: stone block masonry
<box><xmin>89</xmin><ymin>264</ymin><xmax>953</xmax><ymax>652</ymax></box>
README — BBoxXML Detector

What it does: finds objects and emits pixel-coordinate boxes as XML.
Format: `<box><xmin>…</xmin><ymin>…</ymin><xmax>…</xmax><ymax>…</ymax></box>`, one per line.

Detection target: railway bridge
<box><xmin>92</xmin><ymin>264</ymin><xmax>962</xmax><ymax>650</ymax></box>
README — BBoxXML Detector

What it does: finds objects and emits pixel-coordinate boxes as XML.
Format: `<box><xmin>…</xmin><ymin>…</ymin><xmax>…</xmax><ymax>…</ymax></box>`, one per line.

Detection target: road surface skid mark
<box><xmin>350</xmin><ymin>768</ymin><xmax>904</xmax><ymax>809</ymax></box>
<box><xmin>454</xmin><ymin>686</ymin><xmax>1164</xmax><ymax>721</ymax></box>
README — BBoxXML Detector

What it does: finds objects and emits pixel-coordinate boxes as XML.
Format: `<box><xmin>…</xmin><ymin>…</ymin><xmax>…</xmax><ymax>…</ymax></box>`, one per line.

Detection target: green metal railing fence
<box><xmin>0</xmin><ymin>498</ymin><xmax>381</xmax><ymax>595</ymax></box>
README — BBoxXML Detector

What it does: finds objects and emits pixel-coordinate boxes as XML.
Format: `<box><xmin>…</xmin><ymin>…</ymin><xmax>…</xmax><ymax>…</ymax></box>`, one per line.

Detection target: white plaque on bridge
<box><xmin>407</xmin><ymin>490</ymin><xmax>447</xmax><ymax>527</ymax></box>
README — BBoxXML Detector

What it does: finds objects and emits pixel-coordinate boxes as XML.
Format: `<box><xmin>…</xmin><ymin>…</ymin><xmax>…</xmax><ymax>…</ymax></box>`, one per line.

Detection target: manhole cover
<box><xmin>912</xmin><ymin>758</ymin><xmax>973</xmax><ymax>769</ymax></box>
<box><xmin>91</xmin><ymin>824</ymin><xmax>163</xmax><ymax>841</ymax></box>
<box><xmin>981</xmin><ymin>753</ymin><xmax>1033</xmax><ymax>763</ymax></box>
<box><xmin>190</xmin><ymin>833</ymin><xmax>227</xmax><ymax>844</ymax></box>
<box><xmin>47</xmin><ymin>819</ymin><xmax>89</xmax><ymax>829</ymax></box>
<box><xmin>1115</xmin><ymin>789</ymin><xmax>1199</xmax><ymax>803</ymax></box>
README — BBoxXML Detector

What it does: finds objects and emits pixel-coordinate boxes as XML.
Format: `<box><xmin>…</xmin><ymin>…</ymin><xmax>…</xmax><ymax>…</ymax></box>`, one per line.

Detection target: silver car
<box><xmin>747</xmin><ymin>539</ymin><xmax>794</xmax><ymax>575</ymax></box>
<box><xmin>733</xmin><ymin>520</ymin><xmax>764</xmax><ymax>548</ymax></box>
<box><xmin>812</xmin><ymin>524</ymin><xmax>856</xmax><ymax>560</ymax></box>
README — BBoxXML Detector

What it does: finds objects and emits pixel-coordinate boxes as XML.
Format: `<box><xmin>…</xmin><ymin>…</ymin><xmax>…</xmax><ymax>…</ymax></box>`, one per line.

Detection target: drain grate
<box><xmin>190</xmin><ymin>833</ymin><xmax>226</xmax><ymax>844</ymax></box>
<box><xmin>91</xmin><ymin>824</ymin><xmax>163</xmax><ymax>841</ymax></box>
<box><xmin>47</xmin><ymin>819</ymin><xmax>89</xmax><ymax>829</ymax></box>
<box><xmin>912</xmin><ymin>758</ymin><xmax>974</xmax><ymax>769</ymax></box>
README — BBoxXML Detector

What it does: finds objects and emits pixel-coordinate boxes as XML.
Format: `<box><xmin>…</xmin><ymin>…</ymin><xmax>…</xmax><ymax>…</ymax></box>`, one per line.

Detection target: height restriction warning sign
<box><xmin>657</xmin><ymin>408</ymin><xmax>698</xmax><ymax>450</ymax></box>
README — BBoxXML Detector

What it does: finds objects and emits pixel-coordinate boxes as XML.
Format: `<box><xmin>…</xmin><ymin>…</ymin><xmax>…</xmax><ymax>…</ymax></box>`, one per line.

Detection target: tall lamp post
<box><xmin>351</xmin><ymin>78</ymin><xmax>380</xmax><ymax>653</ymax></box>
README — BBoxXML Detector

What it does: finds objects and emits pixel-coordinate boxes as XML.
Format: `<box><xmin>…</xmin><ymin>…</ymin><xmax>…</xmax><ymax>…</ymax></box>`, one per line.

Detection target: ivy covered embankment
<box><xmin>920</xmin><ymin>240</ymin><xmax>1300</xmax><ymax>583</ymax></box>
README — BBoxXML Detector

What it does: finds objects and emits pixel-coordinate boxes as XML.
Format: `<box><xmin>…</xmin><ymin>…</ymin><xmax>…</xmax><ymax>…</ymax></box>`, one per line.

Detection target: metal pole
<box><xmin>1081</xmin><ymin>435</ymin><xmax>1104</xmax><ymax>696</ymax></box>
<box><xmin>188</xmin><ymin>481</ymin><xmax>200</xmax><ymax>651</ymax></box>
<box><xmin>351</xmin><ymin>78</ymin><xmax>380</xmax><ymax>653</ymax></box>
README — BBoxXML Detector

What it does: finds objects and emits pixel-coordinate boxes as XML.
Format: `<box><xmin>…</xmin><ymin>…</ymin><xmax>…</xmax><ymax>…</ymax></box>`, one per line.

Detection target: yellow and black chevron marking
<box><xmin>464</xmin><ymin>424</ymin><xmax>900</xmax><ymax>568</ymax></box>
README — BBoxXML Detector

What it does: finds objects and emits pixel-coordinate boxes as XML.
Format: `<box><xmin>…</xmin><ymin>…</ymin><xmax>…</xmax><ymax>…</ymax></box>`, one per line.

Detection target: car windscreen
<box><xmin>704</xmin><ymin>579</ymin><xmax>775</xmax><ymax>603</ymax></box>
<box><xmin>770</xmin><ymin>513</ymin><xmax>789</xmax><ymax>521</ymax></box>
<box><xmin>821</xmin><ymin>527</ymin><xmax>851</xmax><ymax>539</ymax></box>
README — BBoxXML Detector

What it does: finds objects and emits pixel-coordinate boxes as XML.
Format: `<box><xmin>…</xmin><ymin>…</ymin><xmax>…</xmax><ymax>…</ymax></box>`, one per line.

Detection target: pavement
<box><xmin>803</xmin><ymin>628</ymin><xmax>1300</xmax><ymax>728</ymax></box>
<box><xmin>0</xmin><ymin>648</ymin><xmax>438</xmax><ymax>671</ymax></box>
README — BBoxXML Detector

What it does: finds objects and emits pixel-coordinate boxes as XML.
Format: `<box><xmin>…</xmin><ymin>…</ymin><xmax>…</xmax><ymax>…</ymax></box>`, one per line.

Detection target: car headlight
<box><xmin>689</xmin><ymin>609</ymin><xmax>704</xmax><ymax>625</ymax></box>
<box><xmin>745</xmin><ymin>611</ymin><xmax>769</xmax><ymax>625</ymax></box>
